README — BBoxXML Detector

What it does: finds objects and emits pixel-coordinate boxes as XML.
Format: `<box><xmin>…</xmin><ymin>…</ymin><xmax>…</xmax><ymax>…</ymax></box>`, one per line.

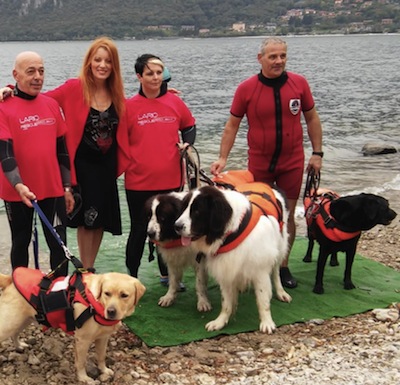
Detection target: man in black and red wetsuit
<box><xmin>211</xmin><ymin>37</ymin><xmax>324</xmax><ymax>288</ymax></box>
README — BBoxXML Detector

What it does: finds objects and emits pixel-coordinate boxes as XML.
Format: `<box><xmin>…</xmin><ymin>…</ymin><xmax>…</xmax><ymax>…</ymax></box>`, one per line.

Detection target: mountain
<box><xmin>0</xmin><ymin>0</ymin><xmax>399</xmax><ymax>41</ymax></box>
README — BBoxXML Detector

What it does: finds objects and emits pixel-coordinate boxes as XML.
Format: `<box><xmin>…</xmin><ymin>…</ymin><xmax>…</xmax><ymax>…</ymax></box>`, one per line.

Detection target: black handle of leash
<box><xmin>304</xmin><ymin>169</ymin><xmax>321</xmax><ymax>201</ymax></box>
<box><xmin>199</xmin><ymin>168</ymin><xmax>216</xmax><ymax>186</ymax></box>
<box><xmin>31</xmin><ymin>200</ymin><xmax>83</xmax><ymax>270</ymax></box>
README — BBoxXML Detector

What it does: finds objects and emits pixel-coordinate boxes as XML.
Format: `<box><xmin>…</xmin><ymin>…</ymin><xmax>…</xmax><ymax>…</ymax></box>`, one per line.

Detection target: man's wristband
<box><xmin>312</xmin><ymin>151</ymin><xmax>324</xmax><ymax>158</ymax></box>
<box><xmin>64</xmin><ymin>187</ymin><xmax>72</xmax><ymax>193</ymax></box>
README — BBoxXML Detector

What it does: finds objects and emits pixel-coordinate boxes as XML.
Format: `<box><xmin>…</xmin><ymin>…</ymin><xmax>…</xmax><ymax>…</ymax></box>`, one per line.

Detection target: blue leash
<box><xmin>31</xmin><ymin>200</ymin><xmax>83</xmax><ymax>270</ymax></box>
<box><xmin>32</xmin><ymin>211</ymin><xmax>39</xmax><ymax>269</ymax></box>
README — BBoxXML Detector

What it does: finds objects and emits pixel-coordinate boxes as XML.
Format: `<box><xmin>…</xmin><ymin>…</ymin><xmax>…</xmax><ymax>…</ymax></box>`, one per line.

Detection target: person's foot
<box><xmin>280</xmin><ymin>267</ymin><xmax>297</xmax><ymax>288</ymax></box>
<box><xmin>160</xmin><ymin>277</ymin><xmax>186</xmax><ymax>292</ymax></box>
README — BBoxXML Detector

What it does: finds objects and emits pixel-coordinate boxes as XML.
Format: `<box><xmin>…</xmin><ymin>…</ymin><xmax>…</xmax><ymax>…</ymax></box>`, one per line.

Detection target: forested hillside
<box><xmin>0</xmin><ymin>0</ymin><xmax>399</xmax><ymax>41</ymax></box>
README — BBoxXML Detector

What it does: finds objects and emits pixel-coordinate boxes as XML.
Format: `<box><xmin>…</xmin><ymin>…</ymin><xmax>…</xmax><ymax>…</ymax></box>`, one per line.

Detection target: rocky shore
<box><xmin>0</xmin><ymin>214</ymin><xmax>399</xmax><ymax>385</ymax></box>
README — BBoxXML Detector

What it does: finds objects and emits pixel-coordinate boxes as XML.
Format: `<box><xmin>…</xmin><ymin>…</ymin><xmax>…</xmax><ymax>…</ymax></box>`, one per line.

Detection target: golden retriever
<box><xmin>0</xmin><ymin>269</ymin><xmax>145</xmax><ymax>384</ymax></box>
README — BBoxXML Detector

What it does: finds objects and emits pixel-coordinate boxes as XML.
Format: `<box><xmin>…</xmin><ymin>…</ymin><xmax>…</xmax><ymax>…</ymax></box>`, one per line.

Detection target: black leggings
<box><xmin>4</xmin><ymin>197</ymin><xmax>68</xmax><ymax>276</ymax></box>
<box><xmin>125</xmin><ymin>188</ymin><xmax>178</xmax><ymax>278</ymax></box>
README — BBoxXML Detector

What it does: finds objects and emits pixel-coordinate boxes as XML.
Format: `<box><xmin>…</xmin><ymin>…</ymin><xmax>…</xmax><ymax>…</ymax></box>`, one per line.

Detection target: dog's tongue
<box><xmin>181</xmin><ymin>236</ymin><xmax>192</xmax><ymax>246</ymax></box>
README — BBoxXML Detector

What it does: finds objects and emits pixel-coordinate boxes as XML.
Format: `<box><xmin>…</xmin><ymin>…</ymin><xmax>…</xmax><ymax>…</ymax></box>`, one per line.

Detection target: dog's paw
<box><xmin>205</xmin><ymin>317</ymin><xmax>228</xmax><ymax>331</ymax></box>
<box><xmin>158</xmin><ymin>294</ymin><xmax>176</xmax><ymax>307</ymax></box>
<box><xmin>276</xmin><ymin>290</ymin><xmax>292</xmax><ymax>303</ymax></box>
<box><xmin>76</xmin><ymin>373</ymin><xmax>97</xmax><ymax>384</ymax></box>
<box><xmin>303</xmin><ymin>255</ymin><xmax>312</xmax><ymax>263</ymax></box>
<box><xmin>344</xmin><ymin>280</ymin><xmax>356</xmax><ymax>290</ymax></box>
<box><xmin>100</xmin><ymin>367</ymin><xmax>114</xmax><ymax>378</ymax></box>
<box><xmin>259</xmin><ymin>320</ymin><xmax>276</xmax><ymax>334</ymax></box>
<box><xmin>197</xmin><ymin>298</ymin><xmax>212</xmax><ymax>312</ymax></box>
<box><xmin>313</xmin><ymin>285</ymin><xmax>324</xmax><ymax>294</ymax></box>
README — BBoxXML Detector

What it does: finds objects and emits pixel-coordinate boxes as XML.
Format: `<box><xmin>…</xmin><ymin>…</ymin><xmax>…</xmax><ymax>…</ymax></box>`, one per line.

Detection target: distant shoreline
<box><xmin>1</xmin><ymin>32</ymin><xmax>400</xmax><ymax>43</ymax></box>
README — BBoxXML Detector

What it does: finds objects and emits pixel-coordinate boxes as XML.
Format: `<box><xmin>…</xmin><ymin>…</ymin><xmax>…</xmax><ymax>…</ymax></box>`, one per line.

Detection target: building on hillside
<box><xmin>232</xmin><ymin>22</ymin><xmax>246</xmax><ymax>32</ymax></box>
<box><xmin>181</xmin><ymin>25</ymin><xmax>195</xmax><ymax>31</ymax></box>
<box><xmin>199</xmin><ymin>28</ymin><xmax>210</xmax><ymax>34</ymax></box>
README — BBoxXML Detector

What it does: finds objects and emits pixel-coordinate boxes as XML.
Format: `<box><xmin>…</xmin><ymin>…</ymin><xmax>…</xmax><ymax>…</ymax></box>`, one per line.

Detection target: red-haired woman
<box><xmin>44</xmin><ymin>37</ymin><xmax>129</xmax><ymax>269</ymax></box>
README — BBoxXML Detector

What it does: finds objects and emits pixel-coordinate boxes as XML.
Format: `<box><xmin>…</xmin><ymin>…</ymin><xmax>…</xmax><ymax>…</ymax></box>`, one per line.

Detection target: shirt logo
<box><xmin>19</xmin><ymin>115</ymin><xmax>56</xmax><ymax>130</ymax></box>
<box><xmin>137</xmin><ymin>112</ymin><xmax>176</xmax><ymax>126</ymax></box>
<box><xmin>289</xmin><ymin>99</ymin><xmax>301</xmax><ymax>115</ymax></box>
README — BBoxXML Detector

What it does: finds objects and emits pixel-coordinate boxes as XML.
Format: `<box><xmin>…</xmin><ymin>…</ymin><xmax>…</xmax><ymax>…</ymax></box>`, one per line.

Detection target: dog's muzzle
<box><xmin>106</xmin><ymin>307</ymin><xmax>117</xmax><ymax>320</ymax></box>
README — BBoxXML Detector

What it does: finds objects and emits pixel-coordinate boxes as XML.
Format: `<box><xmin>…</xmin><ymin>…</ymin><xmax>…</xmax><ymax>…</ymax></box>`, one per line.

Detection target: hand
<box><xmin>167</xmin><ymin>87</ymin><xmax>181</xmax><ymax>95</ymax></box>
<box><xmin>14</xmin><ymin>183</ymin><xmax>36</xmax><ymax>207</ymax></box>
<box><xmin>306</xmin><ymin>154</ymin><xmax>323</xmax><ymax>174</ymax></box>
<box><xmin>177</xmin><ymin>142</ymin><xmax>190</xmax><ymax>152</ymax></box>
<box><xmin>210</xmin><ymin>159</ymin><xmax>226</xmax><ymax>176</ymax></box>
<box><xmin>0</xmin><ymin>87</ymin><xmax>14</xmax><ymax>102</ymax></box>
<box><xmin>64</xmin><ymin>190</ymin><xmax>75</xmax><ymax>214</ymax></box>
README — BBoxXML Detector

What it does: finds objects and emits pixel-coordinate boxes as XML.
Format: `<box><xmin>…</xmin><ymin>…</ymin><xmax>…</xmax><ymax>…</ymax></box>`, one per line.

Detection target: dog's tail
<box><xmin>0</xmin><ymin>274</ymin><xmax>12</xmax><ymax>289</ymax></box>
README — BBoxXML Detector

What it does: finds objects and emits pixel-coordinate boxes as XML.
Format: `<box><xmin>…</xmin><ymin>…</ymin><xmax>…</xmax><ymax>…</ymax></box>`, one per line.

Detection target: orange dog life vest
<box><xmin>304</xmin><ymin>189</ymin><xmax>361</xmax><ymax>242</ymax></box>
<box><xmin>211</xmin><ymin>169</ymin><xmax>254</xmax><ymax>189</ymax></box>
<box><xmin>217</xmin><ymin>181</ymin><xmax>284</xmax><ymax>254</ymax></box>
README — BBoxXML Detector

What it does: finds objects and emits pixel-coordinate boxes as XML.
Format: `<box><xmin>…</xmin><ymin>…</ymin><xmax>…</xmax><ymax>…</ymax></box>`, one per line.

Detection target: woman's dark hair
<box><xmin>135</xmin><ymin>54</ymin><xmax>163</xmax><ymax>75</ymax></box>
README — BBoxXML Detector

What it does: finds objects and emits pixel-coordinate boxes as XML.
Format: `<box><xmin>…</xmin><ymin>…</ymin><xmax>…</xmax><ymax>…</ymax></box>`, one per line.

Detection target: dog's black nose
<box><xmin>107</xmin><ymin>307</ymin><xmax>117</xmax><ymax>319</ymax></box>
<box><xmin>147</xmin><ymin>230</ymin><xmax>155</xmax><ymax>240</ymax></box>
<box><xmin>174</xmin><ymin>223</ymin><xmax>183</xmax><ymax>233</ymax></box>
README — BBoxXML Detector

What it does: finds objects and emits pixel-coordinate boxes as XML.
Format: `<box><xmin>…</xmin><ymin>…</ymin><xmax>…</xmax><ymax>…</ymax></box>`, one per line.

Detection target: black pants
<box><xmin>125</xmin><ymin>188</ymin><xmax>178</xmax><ymax>278</ymax></box>
<box><xmin>4</xmin><ymin>197</ymin><xmax>68</xmax><ymax>276</ymax></box>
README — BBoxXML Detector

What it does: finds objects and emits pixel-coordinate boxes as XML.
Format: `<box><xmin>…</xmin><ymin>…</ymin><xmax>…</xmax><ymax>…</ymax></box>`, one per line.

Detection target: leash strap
<box><xmin>70</xmin><ymin>272</ymin><xmax>94</xmax><ymax>329</ymax></box>
<box><xmin>179</xmin><ymin>144</ymin><xmax>201</xmax><ymax>191</ymax></box>
<box><xmin>199</xmin><ymin>168</ymin><xmax>216</xmax><ymax>186</ymax></box>
<box><xmin>31</xmin><ymin>200</ymin><xmax>83</xmax><ymax>270</ymax></box>
<box><xmin>304</xmin><ymin>169</ymin><xmax>320</xmax><ymax>201</ymax></box>
<box><xmin>32</xmin><ymin>211</ymin><xmax>40</xmax><ymax>269</ymax></box>
<box><xmin>148</xmin><ymin>240</ymin><xmax>156</xmax><ymax>262</ymax></box>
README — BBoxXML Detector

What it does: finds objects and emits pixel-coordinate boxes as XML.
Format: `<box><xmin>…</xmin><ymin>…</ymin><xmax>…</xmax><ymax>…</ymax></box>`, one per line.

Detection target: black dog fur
<box><xmin>306</xmin><ymin>193</ymin><xmax>397</xmax><ymax>294</ymax></box>
<box><xmin>303</xmin><ymin>240</ymin><xmax>339</xmax><ymax>266</ymax></box>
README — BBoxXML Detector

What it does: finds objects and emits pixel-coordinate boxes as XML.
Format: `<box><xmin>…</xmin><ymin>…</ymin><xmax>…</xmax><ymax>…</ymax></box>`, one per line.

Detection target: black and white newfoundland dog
<box><xmin>174</xmin><ymin>184</ymin><xmax>292</xmax><ymax>334</ymax></box>
<box><xmin>146</xmin><ymin>192</ymin><xmax>211</xmax><ymax>312</ymax></box>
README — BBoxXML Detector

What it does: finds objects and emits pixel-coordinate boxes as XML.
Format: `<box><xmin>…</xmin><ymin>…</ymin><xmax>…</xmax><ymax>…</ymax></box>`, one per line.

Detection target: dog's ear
<box><xmin>144</xmin><ymin>196</ymin><xmax>155</xmax><ymax>220</ymax></box>
<box><xmin>133</xmin><ymin>278</ymin><xmax>146</xmax><ymax>306</ymax></box>
<box><xmin>0</xmin><ymin>274</ymin><xmax>12</xmax><ymax>288</ymax></box>
<box><xmin>207</xmin><ymin>192</ymin><xmax>233</xmax><ymax>244</ymax></box>
<box><xmin>365</xmin><ymin>197</ymin><xmax>381</xmax><ymax>221</ymax></box>
<box><xmin>330</xmin><ymin>199</ymin><xmax>353</xmax><ymax>223</ymax></box>
<box><xmin>84</xmin><ymin>274</ymin><xmax>103</xmax><ymax>300</ymax></box>
<box><xmin>126</xmin><ymin>278</ymin><xmax>146</xmax><ymax>315</ymax></box>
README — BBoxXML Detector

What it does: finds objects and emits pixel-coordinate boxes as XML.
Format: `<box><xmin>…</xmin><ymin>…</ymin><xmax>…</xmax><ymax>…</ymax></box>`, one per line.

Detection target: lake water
<box><xmin>0</xmin><ymin>35</ymin><xmax>399</xmax><ymax>268</ymax></box>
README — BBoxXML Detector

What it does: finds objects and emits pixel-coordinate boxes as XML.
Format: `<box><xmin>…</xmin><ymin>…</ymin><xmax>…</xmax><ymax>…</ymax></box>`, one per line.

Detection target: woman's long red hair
<box><xmin>79</xmin><ymin>36</ymin><xmax>125</xmax><ymax>117</ymax></box>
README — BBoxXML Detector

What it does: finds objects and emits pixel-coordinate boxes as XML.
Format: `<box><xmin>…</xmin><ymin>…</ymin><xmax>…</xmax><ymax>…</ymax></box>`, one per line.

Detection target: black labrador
<box><xmin>304</xmin><ymin>192</ymin><xmax>397</xmax><ymax>294</ymax></box>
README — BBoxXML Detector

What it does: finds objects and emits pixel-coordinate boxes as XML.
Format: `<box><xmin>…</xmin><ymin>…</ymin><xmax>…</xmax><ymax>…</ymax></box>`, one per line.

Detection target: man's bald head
<box><xmin>13</xmin><ymin>51</ymin><xmax>44</xmax><ymax>96</ymax></box>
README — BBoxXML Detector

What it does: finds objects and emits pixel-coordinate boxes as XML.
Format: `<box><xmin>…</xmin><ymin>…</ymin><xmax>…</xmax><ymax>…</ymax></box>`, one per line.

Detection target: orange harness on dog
<box><xmin>217</xmin><ymin>182</ymin><xmax>284</xmax><ymax>254</ymax></box>
<box><xmin>304</xmin><ymin>190</ymin><xmax>361</xmax><ymax>242</ymax></box>
<box><xmin>13</xmin><ymin>267</ymin><xmax>119</xmax><ymax>333</ymax></box>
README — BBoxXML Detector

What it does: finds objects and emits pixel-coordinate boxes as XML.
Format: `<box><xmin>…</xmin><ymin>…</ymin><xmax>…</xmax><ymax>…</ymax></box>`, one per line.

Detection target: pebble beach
<box><xmin>0</xmin><ymin>205</ymin><xmax>399</xmax><ymax>384</ymax></box>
